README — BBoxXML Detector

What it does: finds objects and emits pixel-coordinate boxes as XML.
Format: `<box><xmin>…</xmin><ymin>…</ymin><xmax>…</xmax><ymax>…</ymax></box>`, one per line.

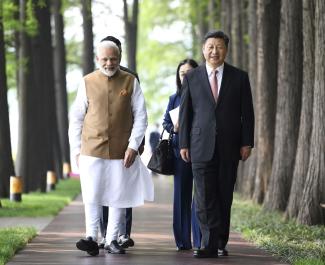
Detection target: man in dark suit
<box><xmin>98</xmin><ymin>35</ymin><xmax>144</xmax><ymax>249</ymax></box>
<box><xmin>179</xmin><ymin>30</ymin><xmax>254</xmax><ymax>258</ymax></box>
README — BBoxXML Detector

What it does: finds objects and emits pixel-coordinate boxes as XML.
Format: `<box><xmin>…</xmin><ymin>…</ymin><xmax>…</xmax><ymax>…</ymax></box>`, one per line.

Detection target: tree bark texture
<box><xmin>220</xmin><ymin>0</ymin><xmax>232</xmax><ymax>64</ymax></box>
<box><xmin>81</xmin><ymin>0</ymin><xmax>94</xmax><ymax>75</ymax></box>
<box><xmin>253</xmin><ymin>0</ymin><xmax>280</xmax><ymax>204</ymax></box>
<box><xmin>16</xmin><ymin>0</ymin><xmax>40</xmax><ymax>192</ymax></box>
<box><xmin>123</xmin><ymin>0</ymin><xmax>138</xmax><ymax>72</ymax></box>
<box><xmin>230</xmin><ymin>0</ymin><xmax>243</xmax><ymax>69</ymax></box>
<box><xmin>32</xmin><ymin>0</ymin><xmax>57</xmax><ymax>190</ymax></box>
<box><xmin>264</xmin><ymin>0</ymin><xmax>303</xmax><ymax>211</ymax></box>
<box><xmin>53</xmin><ymin>0</ymin><xmax>70</xmax><ymax>168</ymax></box>
<box><xmin>297</xmin><ymin>0</ymin><xmax>325</xmax><ymax>225</ymax></box>
<box><xmin>241</xmin><ymin>0</ymin><xmax>257</xmax><ymax>198</ymax></box>
<box><xmin>0</xmin><ymin>5</ymin><xmax>15</xmax><ymax>197</ymax></box>
<box><xmin>285</xmin><ymin>0</ymin><xmax>315</xmax><ymax>219</ymax></box>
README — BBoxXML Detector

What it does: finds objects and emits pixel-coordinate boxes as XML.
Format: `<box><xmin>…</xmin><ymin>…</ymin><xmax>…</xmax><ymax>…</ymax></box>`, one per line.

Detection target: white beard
<box><xmin>99</xmin><ymin>65</ymin><xmax>119</xmax><ymax>77</ymax></box>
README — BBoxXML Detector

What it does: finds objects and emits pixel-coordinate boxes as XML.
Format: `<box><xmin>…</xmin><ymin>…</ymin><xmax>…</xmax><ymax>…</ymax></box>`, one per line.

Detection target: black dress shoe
<box><xmin>218</xmin><ymin>248</ymin><xmax>229</xmax><ymax>256</ymax></box>
<box><xmin>76</xmin><ymin>237</ymin><xmax>99</xmax><ymax>256</ymax></box>
<box><xmin>193</xmin><ymin>249</ymin><xmax>218</xmax><ymax>258</ymax></box>
<box><xmin>118</xmin><ymin>235</ymin><xmax>135</xmax><ymax>248</ymax></box>
<box><xmin>176</xmin><ymin>246</ymin><xmax>192</xmax><ymax>251</ymax></box>
<box><xmin>105</xmin><ymin>240</ymin><xmax>126</xmax><ymax>254</ymax></box>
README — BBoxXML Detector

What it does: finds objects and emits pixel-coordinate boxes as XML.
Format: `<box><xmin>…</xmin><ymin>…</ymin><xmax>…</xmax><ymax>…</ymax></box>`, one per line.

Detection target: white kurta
<box><xmin>69</xmin><ymin>71</ymin><xmax>154</xmax><ymax>207</ymax></box>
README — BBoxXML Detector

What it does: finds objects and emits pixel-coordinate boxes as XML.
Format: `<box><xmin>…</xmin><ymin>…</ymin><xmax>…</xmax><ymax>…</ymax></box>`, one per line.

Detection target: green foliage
<box><xmin>0</xmin><ymin>178</ymin><xmax>81</xmax><ymax>217</ymax></box>
<box><xmin>138</xmin><ymin>0</ymin><xmax>194</xmax><ymax>124</ymax></box>
<box><xmin>0</xmin><ymin>227</ymin><xmax>36</xmax><ymax>265</ymax></box>
<box><xmin>231</xmin><ymin>194</ymin><xmax>325</xmax><ymax>265</ymax></box>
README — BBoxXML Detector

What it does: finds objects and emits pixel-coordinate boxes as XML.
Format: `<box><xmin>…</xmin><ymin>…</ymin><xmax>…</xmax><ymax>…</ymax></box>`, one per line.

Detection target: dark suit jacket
<box><xmin>179</xmin><ymin>62</ymin><xmax>254</xmax><ymax>163</ymax></box>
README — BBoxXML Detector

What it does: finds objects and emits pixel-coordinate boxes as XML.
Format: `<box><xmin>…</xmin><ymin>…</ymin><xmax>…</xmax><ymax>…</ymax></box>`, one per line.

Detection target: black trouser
<box><xmin>100</xmin><ymin>206</ymin><xmax>132</xmax><ymax>238</ymax></box>
<box><xmin>192</xmin><ymin>146</ymin><xmax>238</xmax><ymax>250</ymax></box>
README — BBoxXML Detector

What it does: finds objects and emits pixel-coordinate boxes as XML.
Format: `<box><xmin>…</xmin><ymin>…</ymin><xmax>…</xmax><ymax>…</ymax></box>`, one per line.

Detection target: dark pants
<box><xmin>173</xmin><ymin>157</ymin><xmax>201</xmax><ymax>249</ymax></box>
<box><xmin>192</xmin><ymin>145</ymin><xmax>238</xmax><ymax>250</ymax></box>
<box><xmin>100</xmin><ymin>207</ymin><xmax>132</xmax><ymax>238</ymax></box>
<box><xmin>191</xmin><ymin>198</ymin><xmax>202</xmax><ymax>248</ymax></box>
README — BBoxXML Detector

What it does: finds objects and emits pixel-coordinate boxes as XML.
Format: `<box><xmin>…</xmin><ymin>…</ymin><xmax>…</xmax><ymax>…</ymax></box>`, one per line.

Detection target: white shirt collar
<box><xmin>206</xmin><ymin>63</ymin><xmax>224</xmax><ymax>77</ymax></box>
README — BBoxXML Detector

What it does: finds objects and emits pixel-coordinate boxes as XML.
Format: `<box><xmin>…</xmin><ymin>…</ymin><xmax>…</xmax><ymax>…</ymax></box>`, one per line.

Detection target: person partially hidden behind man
<box><xmin>179</xmin><ymin>30</ymin><xmax>254</xmax><ymax>258</ymax></box>
<box><xmin>69</xmin><ymin>38</ymin><xmax>154</xmax><ymax>256</ymax></box>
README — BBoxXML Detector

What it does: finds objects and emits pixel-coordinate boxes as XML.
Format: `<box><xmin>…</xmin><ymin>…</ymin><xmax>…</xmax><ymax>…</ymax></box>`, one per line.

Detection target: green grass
<box><xmin>231</xmin><ymin>194</ymin><xmax>325</xmax><ymax>265</ymax></box>
<box><xmin>0</xmin><ymin>227</ymin><xmax>36</xmax><ymax>265</ymax></box>
<box><xmin>0</xmin><ymin>178</ymin><xmax>81</xmax><ymax>217</ymax></box>
<box><xmin>0</xmin><ymin>178</ymin><xmax>81</xmax><ymax>265</ymax></box>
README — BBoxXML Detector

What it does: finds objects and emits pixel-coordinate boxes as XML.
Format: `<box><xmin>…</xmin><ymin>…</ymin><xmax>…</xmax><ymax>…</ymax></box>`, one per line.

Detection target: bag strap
<box><xmin>160</xmin><ymin>128</ymin><xmax>173</xmax><ymax>142</ymax></box>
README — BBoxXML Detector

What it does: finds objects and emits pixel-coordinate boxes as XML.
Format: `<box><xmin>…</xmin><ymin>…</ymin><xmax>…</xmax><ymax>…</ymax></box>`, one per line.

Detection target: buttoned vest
<box><xmin>80</xmin><ymin>69</ymin><xmax>135</xmax><ymax>159</ymax></box>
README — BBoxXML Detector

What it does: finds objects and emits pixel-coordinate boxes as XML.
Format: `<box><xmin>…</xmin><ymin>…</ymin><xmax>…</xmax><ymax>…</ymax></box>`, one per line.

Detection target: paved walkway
<box><xmin>6</xmin><ymin>176</ymin><xmax>287</xmax><ymax>265</ymax></box>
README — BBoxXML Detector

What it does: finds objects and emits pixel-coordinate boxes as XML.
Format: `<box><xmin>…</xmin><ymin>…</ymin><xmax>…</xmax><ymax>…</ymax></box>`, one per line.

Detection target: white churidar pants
<box><xmin>85</xmin><ymin>203</ymin><xmax>125</xmax><ymax>243</ymax></box>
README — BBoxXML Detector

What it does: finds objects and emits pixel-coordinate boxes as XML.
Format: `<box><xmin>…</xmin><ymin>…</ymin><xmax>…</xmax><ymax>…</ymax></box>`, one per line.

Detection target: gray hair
<box><xmin>96</xmin><ymin>40</ymin><xmax>120</xmax><ymax>56</ymax></box>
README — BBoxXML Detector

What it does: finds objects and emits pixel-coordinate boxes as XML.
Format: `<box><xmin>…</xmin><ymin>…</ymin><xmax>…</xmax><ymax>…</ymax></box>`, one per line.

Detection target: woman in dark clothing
<box><xmin>163</xmin><ymin>59</ymin><xmax>201</xmax><ymax>250</ymax></box>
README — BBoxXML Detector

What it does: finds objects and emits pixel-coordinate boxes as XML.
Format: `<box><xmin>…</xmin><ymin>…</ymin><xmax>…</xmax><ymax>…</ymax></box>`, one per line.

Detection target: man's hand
<box><xmin>240</xmin><ymin>146</ymin><xmax>252</xmax><ymax>161</ymax></box>
<box><xmin>124</xmin><ymin>148</ymin><xmax>137</xmax><ymax>168</ymax></box>
<box><xmin>180</xmin><ymin>148</ymin><xmax>190</xmax><ymax>162</ymax></box>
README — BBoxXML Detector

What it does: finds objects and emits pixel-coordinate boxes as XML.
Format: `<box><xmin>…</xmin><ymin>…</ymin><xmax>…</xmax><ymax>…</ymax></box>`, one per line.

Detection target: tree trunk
<box><xmin>16</xmin><ymin>0</ymin><xmax>57</xmax><ymax>192</ymax></box>
<box><xmin>285</xmin><ymin>0</ymin><xmax>315</xmax><ymax>219</ymax></box>
<box><xmin>52</xmin><ymin>0</ymin><xmax>70</xmax><ymax>173</ymax></box>
<box><xmin>0</xmin><ymin>4</ymin><xmax>15</xmax><ymax>197</ymax></box>
<box><xmin>81</xmin><ymin>0</ymin><xmax>94</xmax><ymax>75</ymax></box>
<box><xmin>123</xmin><ymin>0</ymin><xmax>138</xmax><ymax>72</ymax></box>
<box><xmin>264</xmin><ymin>0</ymin><xmax>303</xmax><ymax>211</ymax></box>
<box><xmin>252</xmin><ymin>0</ymin><xmax>280</xmax><ymax>204</ymax></box>
<box><xmin>297</xmin><ymin>0</ymin><xmax>325</xmax><ymax>225</ymax></box>
<box><xmin>230</xmin><ymin>0</ymin><xmax>243</xmax><ymax>69</ymax></box>
<box><xmin>208</xmin><ymin>0</ymin><xmax>217</xmax><ymax>30</ymax></box>
<box><xmin>240</xmin><ymin>0</ymin><xmax>249</xmax><ymax>72</ymax></box>
<box><xmin>16</xmin><ymin>0</ymin><xmax>40</xmax><ymax>193</ymax></box>
<box><xmin>32</xmin><ymin>0</ymin><xmax>57</xmax><ymax>190</ymax></box>
<box><xmin>242</xmin><ymin>0</ymin><xmax>257</xmax><ymax>198</ymax></box>
<box><xmin>220</xmin><ymin>0</ymin><xmax>232</xmax><ymax>64</ymax></box>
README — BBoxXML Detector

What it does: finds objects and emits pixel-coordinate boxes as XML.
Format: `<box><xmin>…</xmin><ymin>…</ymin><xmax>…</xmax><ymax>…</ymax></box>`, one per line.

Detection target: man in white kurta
<box><xmin>69</xmin><ymin>40</ymin><xmax>153</xmax><ymax>256</ymax></box>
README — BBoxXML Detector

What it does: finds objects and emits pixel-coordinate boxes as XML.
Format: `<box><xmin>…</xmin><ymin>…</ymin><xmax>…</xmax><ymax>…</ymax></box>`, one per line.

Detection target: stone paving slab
<box><xmin>0</xmin><ymin>217</ymin><xmax>53</xmax><ymax>233</ymax></box>
<box><xmin>6</xmin><ymin>176</ymin><xmax>288</xmax><ymax>265</ymax></box>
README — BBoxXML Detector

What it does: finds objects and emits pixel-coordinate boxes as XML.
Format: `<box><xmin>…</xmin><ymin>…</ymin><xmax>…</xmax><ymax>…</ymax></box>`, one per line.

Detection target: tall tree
<box><xmin>297</xmin><ymin>0</ymin><xmax>325</xmax><ymax>225</ymax></box>
<box><xmin>264</xmin><ymin>0</ymin><xmax>303</xmax><ymax>211</ymax></box>
<box><xmin>286</xmin><ymin>0</ymin><xmax>315</xmax><ymax>219</ymax></box>
<box><xmin>241</xmin><ymin>0</ymin><xmax>258</xmax><ymax>198</ymax></box>
<box><xmin>220</xmin><ymin>0</ymin><xmax>232</xmax><ymax>63</ymax></box>
<box><xmin>32</xmin><ymin>0</ymin><xmax>57</xmax><ymax>189</ymax></box>
<box><xmin>252</xmin><ymin>0</ymin><xmax>280</xmax><ymax>203</ymax></box>
<box><xmin>123</xmin><ymin>0</ymin><xmax>138</xmax><ymax>72</ymax></box>
<box><xmin>52</xmin><ymin>0</ymin><xmax>70</xmax><ymax>177</ymax></box>
<box><xmin>0</xmin><ymin>2</ymin><xmax>15</xmax><ymax>197</ymax></box>
<box><xmin>230</xmin><ymin>0</ymin><xmax>243</xmax><ymax>68</ymax></box>
<box><xmin>16</xmin><ymin>0</ymin><xmax>40</xmax><ymax>192</ymax></box>
<box><xmin>81</xmin><ymin>0</ymin><xmax>94</xmax><ymax>75</ymax></box>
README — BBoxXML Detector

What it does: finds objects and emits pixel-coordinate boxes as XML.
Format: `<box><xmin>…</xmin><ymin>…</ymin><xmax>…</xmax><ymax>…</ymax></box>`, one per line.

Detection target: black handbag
<box><xmin>147</xmin><ymin>129</ymin><xmax>174</xmax><ymax>175</ymax></box>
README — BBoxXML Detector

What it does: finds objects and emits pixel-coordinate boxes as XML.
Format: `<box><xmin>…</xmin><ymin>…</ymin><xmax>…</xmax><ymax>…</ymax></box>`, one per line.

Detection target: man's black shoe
<box><xmin>105</xmin><ymin>240</ymin><xmax>126</xmax><ymax>254</ymax></box>
<box><xmin>218</xmin><ymin>248</ymin><xmax>229</xmax><ymax>256</ymax></box>
<box><xmin>76</xmin><ymin>237</ymin><xmax>99</xmax><ymax>256</ymax></box>
<box><xmin>176</xmin><ymin>246</ymin><xmax>192</xmax><ymax>251</ymax></box>
<box><xmin>118</xmin><ymin>235</ymin><xmax>135</xmax><ymax>248</ymax></box>
<box><xmin>193</xmin><ymin>249</ymin><xmax>218</xmax><ymax>258</ymax></box>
